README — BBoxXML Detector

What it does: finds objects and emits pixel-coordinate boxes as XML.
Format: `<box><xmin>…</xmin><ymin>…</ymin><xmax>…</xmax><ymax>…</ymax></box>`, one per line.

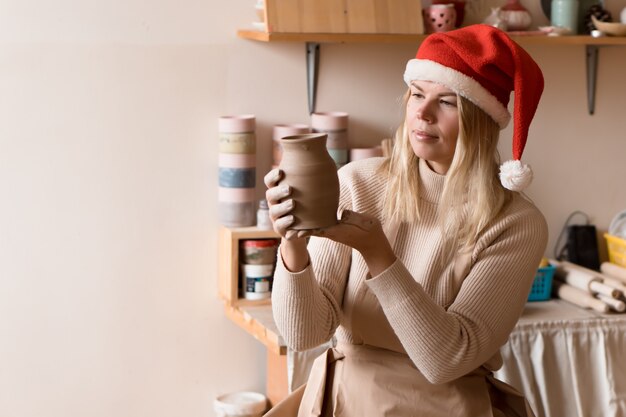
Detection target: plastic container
<box><xmin>241</xmin><ymin>239</ymin><xmax>279</xmax><ymax>265</ymax></box>
<box><xmin>605</xmin><ymin>233</ymin><xmax>626</xmax><ymax>268</ymax></box>
<box><xmin>214</xmin><ymin>391</ymin><xmax>267</xmax><ymax>417</ymax></box>
<box><xmin>527</xmin><ymin>265</ymin><xmax>556</xmax><ymax>301</ymax></box>
<box><xmin>241</xmin><ymin>263</ymin><xmax>274</xmax><ymax>300</ymax></box>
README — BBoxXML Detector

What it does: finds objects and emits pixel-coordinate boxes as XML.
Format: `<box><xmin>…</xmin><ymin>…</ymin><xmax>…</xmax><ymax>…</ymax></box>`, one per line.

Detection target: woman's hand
<box><xmin>315</xmin><ymin>210</ymin><xmax>396</xmax><ymax>277</ymax></box>
<box><xmin>264</xmin><ymin>168</ymin><xmax>309</xmax><ymax>271</ymax></box>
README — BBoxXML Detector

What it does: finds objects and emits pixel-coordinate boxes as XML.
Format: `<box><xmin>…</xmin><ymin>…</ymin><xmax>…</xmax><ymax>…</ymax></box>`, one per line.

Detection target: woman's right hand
<box><xmin>263</xmin><ymin>168</ymin><xmax>298</xmax><ymax>240</ymax></box>
<box><xmin>264</xmin><ymin>168</ymin><xmax>310</xmax><ymax>271</ymax></box>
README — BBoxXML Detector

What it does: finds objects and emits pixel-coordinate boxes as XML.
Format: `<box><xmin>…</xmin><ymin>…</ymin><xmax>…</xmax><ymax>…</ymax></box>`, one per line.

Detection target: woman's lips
<box><xmin>412</xmin><ymin>130</ymin><xmax>438</xmax><ymax>141</ymax></box>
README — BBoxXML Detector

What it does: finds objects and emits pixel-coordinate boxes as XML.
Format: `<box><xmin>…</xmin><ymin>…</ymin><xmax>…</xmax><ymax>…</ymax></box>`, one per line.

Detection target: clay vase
<box><xmin>278</xmin><ymin>133</ymin><xmax>340</xmax><ymax>230</ymax></box>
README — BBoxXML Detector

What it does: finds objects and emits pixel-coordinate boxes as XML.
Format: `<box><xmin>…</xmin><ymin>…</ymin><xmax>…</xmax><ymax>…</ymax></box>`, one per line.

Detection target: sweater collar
<box><xmin>418</xmin><ymin>158</ymin><xmax>446</xmax><ymax>203</ymax></box>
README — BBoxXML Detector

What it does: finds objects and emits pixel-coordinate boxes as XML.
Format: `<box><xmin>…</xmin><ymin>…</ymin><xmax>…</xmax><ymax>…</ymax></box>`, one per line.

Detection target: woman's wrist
<box><xmin>362</xmin><ymin>244</ymin><xmax>397</xmax><ymax>277</ymax></box>
<box><xmin>280</xmin><ymin>236</ymin><xmax>310</xmax><ymax>272</ymax></box>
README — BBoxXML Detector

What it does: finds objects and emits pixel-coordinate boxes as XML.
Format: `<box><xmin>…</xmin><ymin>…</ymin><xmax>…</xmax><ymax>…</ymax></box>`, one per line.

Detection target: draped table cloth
<box><xmin>494</xmin><ymin>300</ymin><xmax>626</xmax><ymax>417</ymax></box>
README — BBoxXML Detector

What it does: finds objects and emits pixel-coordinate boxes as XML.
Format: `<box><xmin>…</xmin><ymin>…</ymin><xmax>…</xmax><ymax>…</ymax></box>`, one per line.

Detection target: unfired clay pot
<box><xmin>278</xmin><ymin>133</ymin><xmax>340</xmax><ymax>230</ymax></box>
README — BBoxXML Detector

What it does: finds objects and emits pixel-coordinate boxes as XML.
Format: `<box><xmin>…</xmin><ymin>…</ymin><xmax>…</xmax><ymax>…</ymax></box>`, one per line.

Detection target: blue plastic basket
<box><xmin>527</xmin><ymin>265</ymin><xmax>556</xmax><ymax>302</ymax></box>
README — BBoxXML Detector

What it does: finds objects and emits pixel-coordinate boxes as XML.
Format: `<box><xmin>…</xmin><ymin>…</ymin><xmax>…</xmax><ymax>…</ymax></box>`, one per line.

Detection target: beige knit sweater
<box><xmin>272</xmin><ymin>157</ymin><xmax>548</xmax><ymax>384</ymax></box>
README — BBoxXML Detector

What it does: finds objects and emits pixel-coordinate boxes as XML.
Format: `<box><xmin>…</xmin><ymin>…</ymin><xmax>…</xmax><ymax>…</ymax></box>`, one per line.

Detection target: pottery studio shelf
<box><xmin>218</xmin><ymin>226</ymin><xmax>285</xmax><ymax>354</ymax></box>
<box><xmin>238</xmin><ymin>29</ymin><xmax>626</xmax><ymax>115</ymax></box>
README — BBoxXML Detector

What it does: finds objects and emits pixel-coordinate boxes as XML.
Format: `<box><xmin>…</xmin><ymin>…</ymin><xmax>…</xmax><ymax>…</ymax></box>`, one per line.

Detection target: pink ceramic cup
<box><xmin>423</xmin><ymin>4</ymin><xmax>457</xmax><ymax>33</ymax></box>
<box><xmin>218</xmin><ymin>114</ymin><xmax>256</xmax><ymax>133</ymax></box>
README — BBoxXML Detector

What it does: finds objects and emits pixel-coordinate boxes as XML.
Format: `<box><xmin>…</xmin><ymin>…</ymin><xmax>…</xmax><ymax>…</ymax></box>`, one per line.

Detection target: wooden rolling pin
<box><xmin>597</xmin><ymin>294</ymin><xmax>626</xmax><ymax>312</ymax></box>
<box><xmin>600</xmin><ymin>262</ymin><xmax>626</xmax><ymax>285</ymax></box>
<box><xmin>553</xmin><ymin>261</ymin><xmax>621</xmax><ymax>298</ymax></box>
<box><xmin>553</xmin><ymin>281</ymin><xmax>610</xmax><ymax>313</ymax></box>
<box><xmin>601</xmin><ymin>277</ymin><xmax>626</xmax><ymax>294</ymax></box>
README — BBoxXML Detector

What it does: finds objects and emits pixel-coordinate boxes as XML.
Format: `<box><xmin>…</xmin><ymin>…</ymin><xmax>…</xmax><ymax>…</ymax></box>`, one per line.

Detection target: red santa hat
<box><xmin>403</xmin><ymin>24</ymin><xmax>544</xmax><ymax>191</ymax></box>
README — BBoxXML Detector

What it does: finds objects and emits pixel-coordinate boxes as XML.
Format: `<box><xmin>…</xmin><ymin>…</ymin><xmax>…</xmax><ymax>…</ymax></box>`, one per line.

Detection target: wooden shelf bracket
<box><xmin>306</xmin><ymin>42</ymin><xmax>320</xmax><ymax>114</ymax></box>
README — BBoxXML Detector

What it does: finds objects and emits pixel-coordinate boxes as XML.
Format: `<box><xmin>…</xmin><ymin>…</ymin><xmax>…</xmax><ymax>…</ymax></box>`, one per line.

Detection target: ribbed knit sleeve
<box><xmin>271</xmin><ymin>160</ymin><xmax>370</xmax><ymax>351</ymax></box>
<box><xmin>366</xmin><ymin>202</ymin><xmax>548</xmax><ymax>384</ymax></box>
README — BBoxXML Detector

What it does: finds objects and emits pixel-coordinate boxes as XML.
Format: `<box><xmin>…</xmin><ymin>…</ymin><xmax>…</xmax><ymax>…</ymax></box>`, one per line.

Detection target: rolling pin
<box><xmin>554</xmin><ymin>261</ymin><xmax>621</xmax><ymax>298</ymax></box>
<box><xmin>600</xmin><ymin>277</ymin><xmax>626</xmax><ymax>294</ymax></box>
<box><xmin>600</xmin><ymin>262</ymin><xmax>626</xmax><ymax>285</ymax></box>
<box><xmin>597</xmin><ymin>294</ymin><xmax>626</xmax><ymax>312</ymax></box>
<box><xmin>553</xmin><ymin>280</ymin><xmax>610</xmax><ymax>313</ymax></box>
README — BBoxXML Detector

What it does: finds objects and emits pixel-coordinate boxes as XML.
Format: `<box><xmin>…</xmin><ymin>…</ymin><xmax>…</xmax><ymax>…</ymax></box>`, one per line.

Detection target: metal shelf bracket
<box><xmin>306</xmin><ymin>42</ymin><xmax>320</xmax><ymax>114</ymax></box>
<box><xmin>586</xmin><ymin>45</ymin><xmax>599</xmax><ymax>115</ymax></box>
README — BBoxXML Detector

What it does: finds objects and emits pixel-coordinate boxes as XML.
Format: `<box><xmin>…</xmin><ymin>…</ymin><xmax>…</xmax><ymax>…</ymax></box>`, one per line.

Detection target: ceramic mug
<box><xmin>423</xmin><ymin>4</ymin><xmax>457</xmax><ymax>33</ymax></box>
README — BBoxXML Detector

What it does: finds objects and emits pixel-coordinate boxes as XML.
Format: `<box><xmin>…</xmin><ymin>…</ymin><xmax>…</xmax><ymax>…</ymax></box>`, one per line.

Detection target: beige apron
<box><xmin>265</xmin><ymin>222</ymin><xmax>536</xmax><ymax>417</ymax></box>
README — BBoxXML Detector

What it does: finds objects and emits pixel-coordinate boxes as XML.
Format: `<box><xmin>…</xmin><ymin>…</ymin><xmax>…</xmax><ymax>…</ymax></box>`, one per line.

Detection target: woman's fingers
<box><xmin>339</xmin><ymin>210</ymin><xmax>376</xmax><ymax>232</ymax></box>
<box><xmin>266</xmin><ymin>184</ymin><xmax>291</xmax><ymax>205</ymax></box>
<box><xmin>263</xmin><ymin>168</ymin><xmax>283</xmax><ymax>188</ymax></box>
<box><xmin>269</xmin><ymin>199</ymin><xmax>294</xmax><ymax>220</ymax></box>
<box><xmin>274</xmin><ymin>215</ymin><xmax>295</xmax><ymax>236</ymax></box>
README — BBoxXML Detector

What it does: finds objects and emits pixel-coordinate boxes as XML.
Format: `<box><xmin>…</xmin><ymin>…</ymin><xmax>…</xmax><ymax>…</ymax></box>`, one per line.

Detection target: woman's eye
<box><xmin>440</xmin><ymin>99</ymin><xmax>457</xmax><ymax>107</ymax></box>
<box><xmin>411</xmin><ymin>92</ymin><xmax>424</xmax><ymax>99</ymax></box>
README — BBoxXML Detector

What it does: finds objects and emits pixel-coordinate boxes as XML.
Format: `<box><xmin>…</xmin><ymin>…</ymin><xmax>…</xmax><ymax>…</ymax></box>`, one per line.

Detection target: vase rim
<box><xmin>280</xmin><ymin>133</ymin><xmax>327</xmax><ymax>143</ymax></box>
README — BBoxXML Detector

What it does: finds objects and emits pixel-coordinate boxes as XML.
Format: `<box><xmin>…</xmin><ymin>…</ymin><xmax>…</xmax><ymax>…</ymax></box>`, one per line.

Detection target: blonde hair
<box><xmin>379</xmin><ymin>89</ymin><xmax>512</xmax><ymax>253</ymax></box>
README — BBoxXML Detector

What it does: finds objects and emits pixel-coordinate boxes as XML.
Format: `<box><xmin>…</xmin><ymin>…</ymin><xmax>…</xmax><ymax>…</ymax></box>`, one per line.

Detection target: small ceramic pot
<box><xmin>310</xmin><ymin>112</ymin><xmax>348</xmax><ymax>131</ymax></box>
<box><xmin>433</xmin><ymin>0</ymin><xmax>466</xmax><ymax>27</ymax></box>
<box><xmin>551</xmin><ymin>0</ymin><xmax>579</xmax><ymax>33</ymax></box>
<box><xmin>218</xmin><ymin>114</ymin><xmax>255</xmax><ymax>133</ymax></box>
<box><xmin>218</xmin><ymin>153</ymin><xmax>256</xmax><ymax>188</ymax></box>
<box><xmin>349</xmin><ymin>146</ymin><xmax>383</xmax><ymax>161</ymax></box>
<box><xmin>423</xmin><ymin>4</ymin><xmax>457</xmax><ymax>33</ymax></box>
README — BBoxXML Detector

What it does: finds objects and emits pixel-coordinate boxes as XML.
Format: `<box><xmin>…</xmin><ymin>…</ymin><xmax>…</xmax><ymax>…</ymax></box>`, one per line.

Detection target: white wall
<box><xmin>0</xmin><ymin>1</ymin><xmax>625</xmax><ymax>416</ymax></box>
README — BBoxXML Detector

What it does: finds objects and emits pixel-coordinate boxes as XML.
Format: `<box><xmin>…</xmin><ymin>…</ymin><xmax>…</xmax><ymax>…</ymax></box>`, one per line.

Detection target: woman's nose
<box><xmin>415</xmin><ymin>101</ymin><xmax>434</xmax><ymax>123</ymax></box>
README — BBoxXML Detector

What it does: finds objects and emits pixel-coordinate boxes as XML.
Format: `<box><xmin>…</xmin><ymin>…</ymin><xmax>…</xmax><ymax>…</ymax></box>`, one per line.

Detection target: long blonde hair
<box><xmin>379</xmin><ymin>89</ymin><xmax>513</xmax><ymax>253</ymax></box>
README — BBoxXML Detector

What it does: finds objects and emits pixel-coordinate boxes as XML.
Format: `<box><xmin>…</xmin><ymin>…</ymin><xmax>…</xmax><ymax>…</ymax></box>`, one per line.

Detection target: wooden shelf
<box><xmin>238</xmin><ymin>30</ymin><xmax>626</xmax><ymax>45</ymax></box>
<box><xmin>224</xmin><ymin>303</ymin><xmax>286</xmax><ymax>355</ymax></box>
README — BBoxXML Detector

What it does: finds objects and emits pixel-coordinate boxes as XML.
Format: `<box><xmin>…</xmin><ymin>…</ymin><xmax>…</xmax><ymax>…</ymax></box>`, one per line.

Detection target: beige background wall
<box><xmin>0</xmin><ymin>0</ymin><xmax>625</xmax><ymax>416</ymax></box>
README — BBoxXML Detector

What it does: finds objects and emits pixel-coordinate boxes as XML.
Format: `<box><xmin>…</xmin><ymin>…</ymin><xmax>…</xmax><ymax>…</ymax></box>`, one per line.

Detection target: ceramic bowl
<box><xmin>592</xmin><ymin>16</ymin><xmax>626</xmax><ymax>36</ymax></box>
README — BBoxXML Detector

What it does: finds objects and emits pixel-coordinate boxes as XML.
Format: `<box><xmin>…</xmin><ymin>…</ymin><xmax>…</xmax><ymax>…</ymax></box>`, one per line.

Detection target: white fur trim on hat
<box><xmin>499</xmin><ymin>160</ymin><xmax>533</xmax><ymax>191</ymax></box>
<box><xmin>404</xmin><ymin>59</ymin><xmax>511</xmax><ymax>129</ymax></box>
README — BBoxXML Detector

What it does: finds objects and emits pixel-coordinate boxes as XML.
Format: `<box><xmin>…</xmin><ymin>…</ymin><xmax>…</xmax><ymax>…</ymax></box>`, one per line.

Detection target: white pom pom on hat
<box><xmin>403</xmin><ymin>24</ymin><xmax>544</xmax><ymax>191</ymax></box>
<box><xmin>499</xmin><ymin>160</ymin><xmax>533</xmax><ymax>192</ymax></box>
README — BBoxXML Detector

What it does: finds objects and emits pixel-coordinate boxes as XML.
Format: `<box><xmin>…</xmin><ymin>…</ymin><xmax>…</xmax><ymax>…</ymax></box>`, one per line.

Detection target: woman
<box><xmin>264</xmin><ymin>25</ymin><xmax>547</xmax><ymax>417</ymax></box>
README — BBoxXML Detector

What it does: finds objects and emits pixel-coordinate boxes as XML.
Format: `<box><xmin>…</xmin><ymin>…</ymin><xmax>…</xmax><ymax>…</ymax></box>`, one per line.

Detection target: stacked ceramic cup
<box><xmin>311</xmin><ymin>112</ymin><xmax>349</xmax><ymax>169</ymax></box>
<box><xmin>271</xmin><ymin>124</ymin><xmax>311</xmax><ymax>168</ymax></box>
<box><xmin>240</xmin><ymin>239</ymin><xmax>279</xmax><ymax>300</ymax></box>
<box><xmin>349</xmin><ymin>146</ymin><xmax>383</xmax><ymax>161</ymax></box>
<box><xmin>218</xmin><ymin>115</ymin><xmax>257</xmax><ymax>227</ymax></box>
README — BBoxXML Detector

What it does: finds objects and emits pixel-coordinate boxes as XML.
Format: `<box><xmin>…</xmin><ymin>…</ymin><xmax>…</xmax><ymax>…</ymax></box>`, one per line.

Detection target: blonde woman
<box><xmin>264</xmin><ymin>24</ymin><xmax>547</xmax><ymax>417</ymax></box>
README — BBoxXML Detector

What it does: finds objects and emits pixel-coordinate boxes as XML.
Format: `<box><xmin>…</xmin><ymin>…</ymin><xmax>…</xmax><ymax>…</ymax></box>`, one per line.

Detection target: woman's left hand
<box><xmin>314</xmin><ymin>210</ymin><xmax>397</xmax><ymax>276</ymax></box>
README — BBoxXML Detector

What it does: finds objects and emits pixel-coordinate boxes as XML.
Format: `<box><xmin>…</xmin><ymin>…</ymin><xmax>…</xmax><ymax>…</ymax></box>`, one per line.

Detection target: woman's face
<box><xmin>405</xmin><ymin>80</ymin><xmax>460</xmax><ymax>175</ymax></box>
